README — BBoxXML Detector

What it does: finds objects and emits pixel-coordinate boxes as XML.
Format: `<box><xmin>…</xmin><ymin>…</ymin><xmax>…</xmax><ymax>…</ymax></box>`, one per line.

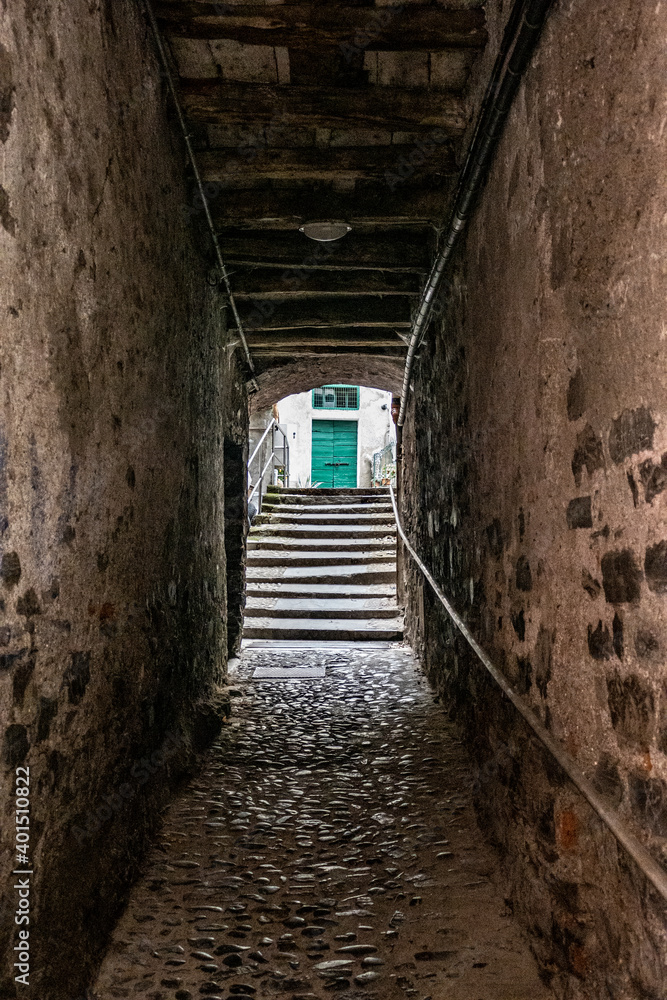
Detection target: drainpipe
<box><xmin>397</xmin><ymin>0</ymin><xmax>554</xmax><ymax>427</ymax></box>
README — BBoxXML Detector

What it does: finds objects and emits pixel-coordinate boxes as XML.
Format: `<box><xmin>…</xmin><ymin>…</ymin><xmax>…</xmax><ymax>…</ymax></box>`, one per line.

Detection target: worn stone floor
<box><xmin>92</xmin><ymin>643</ymin><xmax>553</xmax><ymax>1000</ymax></box>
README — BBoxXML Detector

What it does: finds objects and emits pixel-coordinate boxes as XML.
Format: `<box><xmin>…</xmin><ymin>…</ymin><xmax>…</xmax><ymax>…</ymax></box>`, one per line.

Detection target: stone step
<box><xmin>244</xmin><ymin>484</ymin><xmax>400</xmax><ymax>644</ymax></box>
<box><xmin>267</xmin><ymin>512</ymin><xmax>395</xmax><ymax>525</ymax></box>
<box><xmin>248</xmin><ymin>535</ymin><xmax>395</xmax><ymax>552</ymax></box>
<box><xmin>246</xmin><ymin>582</ymin><xmax>397</xmax><ymax>598</ymax></box>
<box><xmin>267</xmin><ymin>487</ymin><xmax>389</xmax><ymax>497</ymax></box>
<box><xmin>246</xmin><ymin>563</ymin><xmax>397</xmax><ymax>585</ymax></box>
<box><xmin>245</xmin><ymin>597</ymin><xmax>399</xmax><ymax>619</ymax></box>
<box><xmin>252</xmin><ymin>525</ymin><xmax>396</xmax><ymax>540</ymax></box>
<box><xmin>265</xmin><ymin>494</ymin><xmax>391</xmax><ymax>507</ymax></box>
<box><xmin>242</xmin><ymin>617</ymin><xmax>404</xmax><ymax>641</ymax></box>
<box><xmin>247</xmin><ymin>550</ymin><xmax>396</xmax><ymax>567</ymax></box>
<box><xmin>242</xmin><ymin>638</ymin><xmax>398</xmax><ymax>649</ymax></box>
<box><xmin>262</xmin><ymin>502</ymin><xmax>393</xmax><ymax>515</ymax></box>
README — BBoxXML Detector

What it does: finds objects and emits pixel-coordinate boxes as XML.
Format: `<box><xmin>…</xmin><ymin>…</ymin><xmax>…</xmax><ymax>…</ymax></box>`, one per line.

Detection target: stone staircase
<box><xmin>243</xmin><ymin>486</ymin><xmax>403</xmax><ymax>643</ymax></box>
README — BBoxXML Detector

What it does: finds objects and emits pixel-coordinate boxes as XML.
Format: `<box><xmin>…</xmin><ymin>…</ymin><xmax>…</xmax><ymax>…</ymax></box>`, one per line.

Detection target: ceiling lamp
<box><xmin>299</xmin><ymin>221</ymin><xmax>352</xmax><ymax>242</ymax></box>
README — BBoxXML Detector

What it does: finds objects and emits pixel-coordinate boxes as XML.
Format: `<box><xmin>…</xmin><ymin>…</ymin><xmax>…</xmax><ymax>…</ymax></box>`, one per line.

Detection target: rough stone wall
<box><xmin>0</xmin><ymin>2</ymin><xmax>247</xmax><ymax>996</ymax></box>
<box><xmin>401</xmin><ymin>1</ymin><xmax>667</xmax><ymax>997</ymax></box>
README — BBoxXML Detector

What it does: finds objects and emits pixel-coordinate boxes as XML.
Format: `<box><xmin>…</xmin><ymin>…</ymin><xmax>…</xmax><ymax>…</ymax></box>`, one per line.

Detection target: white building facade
<box><xmin>276</xmin><ymin>384</ymin><xmax>396</xmax><ymax>489</ymax></box>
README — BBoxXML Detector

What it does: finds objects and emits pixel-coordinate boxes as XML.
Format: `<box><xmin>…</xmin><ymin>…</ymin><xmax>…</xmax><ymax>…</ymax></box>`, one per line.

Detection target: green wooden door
<box><xmin>311</xmin><ymin>420</ymin><xmax>358</xmax><ymax>488</ymax></box>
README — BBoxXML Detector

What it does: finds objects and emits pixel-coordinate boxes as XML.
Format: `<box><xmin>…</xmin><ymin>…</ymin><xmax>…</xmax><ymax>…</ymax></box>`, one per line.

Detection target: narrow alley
<box><xmin>93</xmin><ymin>643</ymin><xmax>551</xmax><ymax>1000</ymax></box>
<box><xmin>2</xmin><ymin>0</ymin><xmax>667</xmax><ymax>998</ymax></box>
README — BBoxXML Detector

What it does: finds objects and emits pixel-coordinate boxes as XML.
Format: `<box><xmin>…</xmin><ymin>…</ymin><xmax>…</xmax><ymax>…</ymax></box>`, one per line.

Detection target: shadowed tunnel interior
<box><xmin>0</xmin><ymin>1</ymin><xmax>666</xmax><ymax>998</ymax></box>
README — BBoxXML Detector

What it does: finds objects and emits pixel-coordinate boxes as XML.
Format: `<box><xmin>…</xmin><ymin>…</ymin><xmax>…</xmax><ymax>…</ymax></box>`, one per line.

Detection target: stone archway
<box><xmin>249</xmin><ymin>354</ymin><xmax>404</xmax><ymax>412</ymax></box>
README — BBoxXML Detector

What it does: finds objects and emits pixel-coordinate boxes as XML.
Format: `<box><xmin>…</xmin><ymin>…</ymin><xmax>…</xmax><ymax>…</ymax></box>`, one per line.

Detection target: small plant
<box><xmin>294</xmin><ymin>475</ymin><xmax>324</xmax><ymax>488</ymax></box>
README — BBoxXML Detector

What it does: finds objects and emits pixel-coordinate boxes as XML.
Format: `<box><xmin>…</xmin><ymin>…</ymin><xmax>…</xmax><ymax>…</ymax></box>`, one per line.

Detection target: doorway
<box><xmin>223</xmin><ymin>438</ymin><xmax>246</xmax><ymax>656</ymax></box>
<box><xmin>311</xmin><ymin>419</ymin><xmax>358</xmax><ymax>488</ymax></box>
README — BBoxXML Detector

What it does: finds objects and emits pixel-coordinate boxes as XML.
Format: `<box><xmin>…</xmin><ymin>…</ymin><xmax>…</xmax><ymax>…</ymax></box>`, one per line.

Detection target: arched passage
<box><xmin>248</xmin><ymin>354</ymin><xmax>404</xmax><ymax>413</ymax></box>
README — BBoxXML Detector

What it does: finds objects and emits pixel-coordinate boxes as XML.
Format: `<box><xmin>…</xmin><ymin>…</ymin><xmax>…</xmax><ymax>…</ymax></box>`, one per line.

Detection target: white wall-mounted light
<box><xmin>299</xmin><ymin>222</ymin><xmax>352</xmax><ymax>242</ymax></box>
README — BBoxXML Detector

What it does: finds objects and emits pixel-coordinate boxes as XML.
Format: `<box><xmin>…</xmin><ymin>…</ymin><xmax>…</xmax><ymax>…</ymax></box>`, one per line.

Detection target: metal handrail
<box><xmin>389</xmin><ymin>486</ymin><xmax>667</xmax><ymax>904</ymax></box>
<box><xmin>248</xmin><ymin>419</ymin><xmax>277</xmax><ymax>470</ymax></box>
<box><xmin>248</xmin><ymin>419</ymin><xmax>289</xmax><ymax>512</ymax></box>
<box><xmin>248</xmin><ymin>451</ymin><xmax>276</xmax><ymax>504</ymax></box>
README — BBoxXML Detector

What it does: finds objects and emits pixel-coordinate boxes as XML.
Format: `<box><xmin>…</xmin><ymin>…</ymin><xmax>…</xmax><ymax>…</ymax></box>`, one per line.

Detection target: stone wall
<box><xmin>401</xmin><ymin>1</ymin><xmax>667</xmax><ymax>997</ymax></box>
<box><xmin>0</xmin><ymin>2</ymin><xmax>247</xmax><ymax>996</ymax></box>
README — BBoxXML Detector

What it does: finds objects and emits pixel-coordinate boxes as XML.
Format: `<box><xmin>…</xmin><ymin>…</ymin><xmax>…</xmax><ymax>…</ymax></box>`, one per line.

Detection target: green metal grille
<box><xmin>312</xmin><ymin>385</ymin><xmax>359</xmax><ymax>410</ymax></box>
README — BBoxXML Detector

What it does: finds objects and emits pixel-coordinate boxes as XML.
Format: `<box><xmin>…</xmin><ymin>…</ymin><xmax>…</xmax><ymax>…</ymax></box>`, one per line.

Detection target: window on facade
<box><xmin>312</xmin><ymin>385</ymin><xmax>360</xmax><ymax>410</ymax></box>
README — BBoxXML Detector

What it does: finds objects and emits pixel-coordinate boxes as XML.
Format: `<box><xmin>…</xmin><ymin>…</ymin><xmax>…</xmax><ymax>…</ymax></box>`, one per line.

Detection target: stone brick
<box><xmin>511</xmin><ymin>608</ymin><xmax>525</xmax><ymax>641</ymax></box>
<box><xmin>612</xmin><ymin>613</ymin><xmax>624</xmax><ymax>660</ymax></box>
<box><xmin>0</xmin><ymin>42</ymin><xmax>14</xmax><ymax>144</ymax></box>
<box><xmin>639</xmin><ymin>454</ymin><xmax>667</xmax><ymax>503</ymax></box>
<box><xmin>3</xmin><ymin>723</ymin><xmax>28</xmax><ymax>767</ymax></box>
<box><xmin>644</xmin><ymin>540</ymin><xmax>667</xmax><ymax>594</ymax></box>
<box><xmin>606</xmin><ymin>671</ymin><xmax>655</xmax><ymax>747</ymax></box>
<box><xmin>15</xmin><ymin>587</ymin><xmax>40</xmax><ymax>616</ymax></box>
<box><xmin>557</xmin><ymin>810</ymin><xmax>578</xmax><ymax>851</ymax></box>
<box><xmin>608</xmin><ymin>407</ymin><xmax>655</xmax><ymax>464</ymax></box>
<box><xmin>635</xmin><ymin>629</ymin><xmax>660</xmax><ymax>660</ymax></box>
<box><xmin>588</xmin><ymin>621</ymin><xmax>613</xmax><ymax>660</ymax></box>
<box><xmin>63</xmin><ymin>651</ymin><xmax>91</xmax><ymax>706</ymax></box>
<box><xmin>516</xmin><ymin>655</ymin><xmax>532</xmax><ymax>695</ymax></box>
<box><xmin>628</xmin><ymin>772</ymin><xmax>667</xmax><ymax>837</ymax></box>
<box><xmin>0</xmin><ymin>551</ymin><xmax>20</xmax><ymax>587</ymax></box>
<box><xmin>566</xmin><ymin>369</ymin><xmax>586</xmax><ymax>421</ymax></box>
<box><xmin>566</xmin><ymin>496</ymin><xmax>592</xmax><ymax>529</ymax></box>
<box><xmin>534</xmin><ymin>626</ymin><xmax>553</xmax><ymax>699</ymax></box>
<box><xmin>600</xmin><ymin>550</ymin><xmax>642</xmax><ymax>604</ymax></box>
<box><xmin>571</xmin><ymin>424</ymin><xmax>604</xmax><ymax>486</ymax></box>
<box><xmin>592</xmin><ymin>753</ymin><xmax>623</xmax><ymax>806</ymax></box>
<box><xmin>657</xmin><ymin>682</ymin><xmax>667</xmax><ymax>755</ymax></box>
<box><xmin>485</xmin><ymin>518</ymin><xmax>504</xmax><ymax>560</ymax></box>
<box><xmin>36</xmin><ymin>696</ymin><xmax>59</xmax><ymax>744</ymax></box>
<box><xmin>515</xmin><ymin>555</ymin><xmax>532</xmax><ymax>592</ymax></box>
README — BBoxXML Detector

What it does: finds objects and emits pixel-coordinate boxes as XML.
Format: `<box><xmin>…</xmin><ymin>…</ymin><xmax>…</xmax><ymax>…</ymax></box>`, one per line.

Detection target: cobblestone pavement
<box><xmin>93</xmin><ymin>644</ymin><xmax>552</xmax><ymax>1000</ymax></box>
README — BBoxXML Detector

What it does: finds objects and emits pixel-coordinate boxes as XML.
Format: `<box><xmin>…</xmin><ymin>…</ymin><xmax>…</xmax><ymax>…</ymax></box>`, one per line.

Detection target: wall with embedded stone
<box><xmin>401</xmin><ymin>1</ymin><xmax>667</xmax><ymax>997</ymax></box>
<box><xmin>0</xmin><ymin>2</ymin><xmax>247</xmax><ymax>997</ymax></box>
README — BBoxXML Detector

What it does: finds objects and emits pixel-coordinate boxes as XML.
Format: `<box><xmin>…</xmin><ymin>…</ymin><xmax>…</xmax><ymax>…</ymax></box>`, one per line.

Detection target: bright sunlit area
<box><xmin>275</xmin><ymin>384</ymin><xmax>397</xmax><ymax>489</ymax></box>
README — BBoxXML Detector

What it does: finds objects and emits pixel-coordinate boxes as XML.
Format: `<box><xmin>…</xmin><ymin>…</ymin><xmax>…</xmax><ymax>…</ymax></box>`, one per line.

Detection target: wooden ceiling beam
<box><xmin>156</xmin><ymin>3</ymin><xmax>486</xmax><ymax>50</ymax></box>
<box><xmin>230</xmin><ymin>267</ymin><xmax>420</xmax><ymax>297</ymax></box>
<box><xmin>237</xmin><ymin>296</ymin><xmax>412</xmax><ymax>331</ymax></box>
<box><xmin>208</xmin><ymin>183</ymin><xmax>450</xmax><ymax>227</ymax></box>
<box><xmin>245</xmin><ymin>330</ymin><xmax>406</xmax><ymax>348</ymax></box>
<box><xmin>198</xmin><ymin>144</ymin><xmax>457</xmax><ymax>182</ymax></box>
<box><xmin>219</xmin><ymin>229</ymin><xmax>433</xmax><ymax>271</ymax></box>
<box><xmin>248</xmin><ymin>344</ymin><xmax>407</xmax><ymax>356</ymax></box>
<box><xmin>180</xmin><ymin>81</ymin><xmax>466</xmax><ymax>134</ymax></box>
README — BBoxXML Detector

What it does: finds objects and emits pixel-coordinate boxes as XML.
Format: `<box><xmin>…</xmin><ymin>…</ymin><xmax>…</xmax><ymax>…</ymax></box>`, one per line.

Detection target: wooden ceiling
<box><xmin>156</xmin><ymin>0</ymin><xmax>487</xmax><ymax>390</ymax></box>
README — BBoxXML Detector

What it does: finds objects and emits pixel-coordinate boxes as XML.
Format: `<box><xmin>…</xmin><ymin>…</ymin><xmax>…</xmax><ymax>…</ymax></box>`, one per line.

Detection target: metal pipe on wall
<box><xmin>141</xmin><ymin>0</ymin><xmax>259</xmax><ymax>393</ymax></box>
<box><xmin>397</xmin><ymin>0</ymin><xmax>554</xmax><ymax>426</ymax></box>
<box><xmin>389</xmin><ymin>487</ymin><xmax>667</xmax><ymax>904</ymax></box>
